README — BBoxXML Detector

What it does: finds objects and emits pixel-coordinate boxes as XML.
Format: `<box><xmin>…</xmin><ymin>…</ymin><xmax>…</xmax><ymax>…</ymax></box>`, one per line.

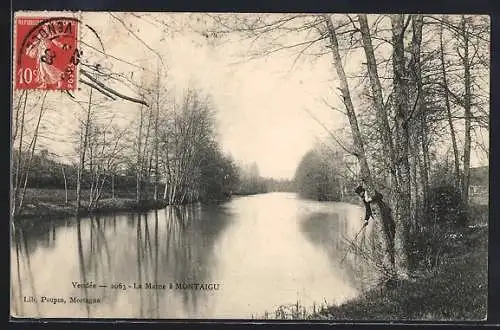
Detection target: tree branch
<box><xmin>109</xmin><ymin>12</ymin><xmax>165</xmax><ymax>68</ymax></box>
<box><xmin>80</xmin><ymin>69</ymin><xmax>149</xmax><ymax>106</ymax></box>
<box><xmin>79</xmin><ymin>78</ymin><xmax>117</xmax><ymax>101</ymax></box>
<box><xmin>302</xmin><ymin>107</ymin><xmax>357</xmax><ymax>156</ymax></box>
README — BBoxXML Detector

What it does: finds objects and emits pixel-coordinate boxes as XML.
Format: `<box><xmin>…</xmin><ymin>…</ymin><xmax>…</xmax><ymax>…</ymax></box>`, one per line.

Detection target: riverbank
<box><xmin>12</xmin><ymin>188</ymin><xmax>167</xmax><ymax>226</ymax></box>
<box><xmin>313</xmin><ymin>224</ymin><xmax>487</xmax><ymax>321</ymax></box>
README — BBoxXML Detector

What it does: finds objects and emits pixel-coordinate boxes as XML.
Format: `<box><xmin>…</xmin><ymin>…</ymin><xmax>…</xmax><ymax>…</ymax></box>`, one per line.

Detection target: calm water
<box><xmin>11</xmin><ymin>192</ymin><xmax>377</xmax><ymax>319</ymax></box>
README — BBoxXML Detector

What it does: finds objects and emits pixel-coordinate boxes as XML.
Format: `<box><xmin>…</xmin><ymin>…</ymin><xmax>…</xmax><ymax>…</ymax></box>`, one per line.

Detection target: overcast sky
<box><xmin>14</xmin><ymin>12</ymin><xmax>489</xmax><ymax>179</ymax></box>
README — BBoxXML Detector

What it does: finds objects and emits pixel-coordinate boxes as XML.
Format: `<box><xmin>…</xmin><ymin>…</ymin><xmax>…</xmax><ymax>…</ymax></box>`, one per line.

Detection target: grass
<box><xmin>261</xmin><ymin>204</ymin><xmax>488</xmax><ymax>321</ymax></box>
<box><xmin>313</xmin><ymin>226</ymin><xmax>487</xmax><ymax>321</ymax></box>
<box><xmin>13</xmin><ymin>188</ymin><xmax>167</xmax><ymax>225</ymax></box>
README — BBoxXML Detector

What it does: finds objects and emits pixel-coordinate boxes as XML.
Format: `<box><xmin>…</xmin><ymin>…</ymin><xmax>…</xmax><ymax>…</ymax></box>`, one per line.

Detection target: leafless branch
<box><xmin>79</xmin><ymin>78</ymin><xmax>117</xmax><ymax>101</ymax></box>
<box><xmin>80</xmin><ymin>69</ymin><xmax>149</xmax><ymax>106</ymax></box>
<box><xmin>109</xmin><ymin>12</ymin><xmax>165</xmax><ymax>67</ymax></box>
<box><xmin>320</xmin><ymin>97</ymin><xmax>347</xmax><ymax>116</ymax></box>
<box><xmin>302</xmin><ymin>107</ymin><xmax>357</xmax><ymax>156</ymax></box>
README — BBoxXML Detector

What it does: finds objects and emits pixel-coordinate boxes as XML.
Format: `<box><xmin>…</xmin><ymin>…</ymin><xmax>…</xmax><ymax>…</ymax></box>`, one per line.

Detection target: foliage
<box><xmin>407</xmin><ymin>183</ymin><xmax>467</xmax><ymax>270</ymax></box>
<box><xmin>426</xmin><ymin>184</ymin><xmax>467</xmax><ymax>228</ymax></box>
<box><xmin>294</xmin><ymin>149</ymin><xmax>342</xmax><ymax>201</ymax></box>
<box><xmin>198</xmin><ymin>145</ymin><xmax>239</xmax><ymax>203</ymax></box>
<box><xmin>234</xmin><ymin>162</ymin><xmax>267</xmax><ymax>195</ymax></box>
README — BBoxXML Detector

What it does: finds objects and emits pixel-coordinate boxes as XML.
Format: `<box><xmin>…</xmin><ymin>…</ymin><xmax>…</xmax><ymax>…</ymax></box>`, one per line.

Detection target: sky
<box><xmin>13</xmin><ymin>12</ymin><xmax>490</xmax><ymax>179</ymax></box>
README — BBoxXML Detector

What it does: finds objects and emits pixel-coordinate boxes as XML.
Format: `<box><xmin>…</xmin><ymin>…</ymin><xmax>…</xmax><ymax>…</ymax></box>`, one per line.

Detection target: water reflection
<box><xmin>11</xmin><ymin>193</ymin><xmax>376</xmax><ymax>319</ymax></box>
<box><xmin>297</xmin><ymin>202</ymin><xmax>380</xmax><ymax>291</ymax></box>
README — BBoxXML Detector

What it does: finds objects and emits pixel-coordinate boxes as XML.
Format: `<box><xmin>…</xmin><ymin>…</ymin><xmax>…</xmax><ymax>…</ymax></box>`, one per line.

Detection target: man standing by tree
<box><xmin>355</xmin><ymin>185</ymin><xmax>375</xmax><ymax>227</ymax></box>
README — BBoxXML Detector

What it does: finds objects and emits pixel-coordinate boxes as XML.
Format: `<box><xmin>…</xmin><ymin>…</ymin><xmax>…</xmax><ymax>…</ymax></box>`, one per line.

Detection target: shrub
<box><xmin>408</xmin><ymin>184</ymin><xmax>467</xmax><ymax>271</ymax></box>
<box><xmin>425</xmin><ymin>184</ymin><xmax>467</xmax><ymax>228</ymax></box>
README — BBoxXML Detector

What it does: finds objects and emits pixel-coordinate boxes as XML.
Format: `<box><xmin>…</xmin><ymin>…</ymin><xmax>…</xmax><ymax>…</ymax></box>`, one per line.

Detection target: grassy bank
<box><xmin>313</xmin><ymin>225</ymin><xmax>487</xmax><ymax>321</ymax></box>
<box><xmin>12</xmin><ymin>188</ymin><xmax>167</xmax><ymax>225</ymax></box>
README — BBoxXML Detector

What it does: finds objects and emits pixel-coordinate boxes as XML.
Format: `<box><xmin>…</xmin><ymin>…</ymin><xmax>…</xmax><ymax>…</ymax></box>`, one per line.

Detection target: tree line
<box><xmin>202</xmin><ymin>13</ymin><xmax>489</xmax><ymax>279</ymax></box>
<box><xmin>11</xmin><ymin>85</ymin><xmax>244</xmax><ymax>216</ymax></box>
<box><xmin>11</xmin><ymin>81</ymin><xmax>295</xmax><ymax>217</ymax></box>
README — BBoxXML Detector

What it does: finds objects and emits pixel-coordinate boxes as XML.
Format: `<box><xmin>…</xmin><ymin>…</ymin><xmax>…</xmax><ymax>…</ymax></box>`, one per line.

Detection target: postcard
<box><xmin>10</xmin><ymin>11</ymin><xmax>489</xmax><ymax>320</ymax></box>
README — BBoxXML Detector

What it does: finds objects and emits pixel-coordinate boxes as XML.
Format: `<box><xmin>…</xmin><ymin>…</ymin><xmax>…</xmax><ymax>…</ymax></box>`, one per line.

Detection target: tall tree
<box><xmin>439</xmin><ymin>18</ymin><xmax>460</xmax><ymax>191</ymax></box>
<box><xmin>459</xmin><ymin>15</ymin><xmax>473</xmax><ymax>207</ymax></box>
<box><xmin>325</xmin><ymin>15</ymin><xmax>397</xmax><ymax>274</ymax></box>
<box><xmin>76</xmin><ymin>87</ymin><xmax>94</xmax><ymax>214</ymax></box>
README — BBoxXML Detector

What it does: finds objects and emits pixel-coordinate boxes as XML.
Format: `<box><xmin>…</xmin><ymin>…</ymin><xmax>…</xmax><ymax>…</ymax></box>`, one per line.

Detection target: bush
<box><xmin>407</xmin><ymin>224</ymin><xmax>449</xmax><ymax>270</ymax></box>
<box><xmin>425</xmin><ymin>184</ymin><xmax>467</xmax><ymax>228</ymax></box>
<box><xmin>408</xmin><ymin>184</ymin><xmax>467</xmax><ymax>271</ymax></box>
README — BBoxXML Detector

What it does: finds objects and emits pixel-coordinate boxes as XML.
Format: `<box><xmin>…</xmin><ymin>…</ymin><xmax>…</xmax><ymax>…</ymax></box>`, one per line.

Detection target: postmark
<box><xmin>15</xmin><ymin>16</ymin><xmax>81</xmax><ymax>90</ymax></box>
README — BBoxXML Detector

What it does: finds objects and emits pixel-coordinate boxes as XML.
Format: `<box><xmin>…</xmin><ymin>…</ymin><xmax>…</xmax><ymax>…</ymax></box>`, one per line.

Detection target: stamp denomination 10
<box><xmin>15</xmin><ymin>16</ymin><xmax>80</xmax><ymax>91</ymax></box>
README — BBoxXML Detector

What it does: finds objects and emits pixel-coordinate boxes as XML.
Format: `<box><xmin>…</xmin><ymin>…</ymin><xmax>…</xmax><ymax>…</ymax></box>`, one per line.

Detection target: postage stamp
<box><xmin>15</xmin><ymin>16</ymin><xmax>80</xmax><ymax>90</ymax></box>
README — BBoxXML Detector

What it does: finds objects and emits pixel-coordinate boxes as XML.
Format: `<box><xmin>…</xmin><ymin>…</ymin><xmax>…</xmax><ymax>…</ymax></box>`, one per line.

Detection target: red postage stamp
<box><xmin>15</xmin><ymin>16</ymin><xmax>80</xmax><ymax>90</ymax></box>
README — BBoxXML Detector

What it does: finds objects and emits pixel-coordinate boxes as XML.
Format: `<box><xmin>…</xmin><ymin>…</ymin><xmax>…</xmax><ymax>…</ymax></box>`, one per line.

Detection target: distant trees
<box><xmin>263</xmin><ymin>178</ymin><xmax>295</xmax><ymax>193</ymax></box>
<box><xmin>294</xmin><ymin>148</ymin><xmax>341</xmax><ymax>201</ymax></box>
<box><xmin>235</xmin><ymin>162</ymin><xmax>267</xmax><ymax>195</ymax></box>
<box><xmin>293</xmin><ymin>142</ymin><xmax>357</xmax><ymax>201</ymax></box>
<box><xmin>230</xmin><ymin>162</ymin><xmax>295</xmax><ymax>195</ymax></box>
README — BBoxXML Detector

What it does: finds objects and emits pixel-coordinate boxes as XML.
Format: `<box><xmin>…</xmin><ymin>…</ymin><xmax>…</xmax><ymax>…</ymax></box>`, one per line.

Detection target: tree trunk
<box><xmin>111</xmin><ymin>173</ymin><xmax>115</xmax><ymax>199</ymax></box>
<box><xmin>358</xmin><ymin>14</ymin><xmax>398</xmax><ymax>188</ymax></box>
<box><xmin>18</xmin><ymin>91</ymin><xmax>48</xmax><ymax>214</ymax></box>
<box><xmin>12</xmin><ymin>91</ymin><xmax>28</xmax><ymax>217</ymax></box>
<box><xmin>141</xmin><ymin>107</ymin><xmax>153</xmax><ymax>200</ymax></box>
<box><xmin>136</xmin><ymin>105</ymin><xmax>144</xmax><ymax>203</ymax></box>
<box><xmin>325</xmin><ymin>15</ymin><xmax>396</xmax><ymax>277</ymax></box>
<box><xmin>88</xmin><ymin>143</ymin><xmax>94</xmax><ymax>208</ymax></box>
<box><xmin>76</xmin><ymin>87</ymin><xmax>93</xmax><ymax>214</ymax></box>
<box><xmin>12</xmin><ymin>90</ymin><xmax>26</xmax><ymax>145</ymax></box>
<box><xmin>440</xmin><ymin>19</ymin><xmax>461</xmax><ymax>191</ymax></box>
<box><xmin>409</xmin><ymin>14</ymin><xmax>424</xmax><ymax>235</ymax></box>
<box><xmin>460</xmin><ymin>15</ymin><xmax>472</xmax><ymax>208</ymax></box>
<box><xmin>154</xmin><ymin>63</ymin><xmax>161</xmax><ymax>201</ymax></box>
<box><xmin>62</xmin><ymin>165</ymin><xmax>68</xmax><ymax>204</ymax></box>
<box><xmin>391</xmin><ymin>14</ymin><xmax>412</xmax><ymax>278</ymax></box>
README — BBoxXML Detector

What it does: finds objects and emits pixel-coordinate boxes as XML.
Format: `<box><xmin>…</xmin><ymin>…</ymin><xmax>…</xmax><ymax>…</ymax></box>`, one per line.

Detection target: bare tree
<box><xmin>11</xmin><ymin>90</ymin><xmax>28</xmax><ymax>217</ymax></box>
<box><xmin>458</xmin><ymin>15</ymin><xmax>473</xmax><ymax>207</ymax></box>
<box><xmin>439</xmin><ymin>19</ymin><xmax>460</xmax><ymax>190</ymax></box>
<box><xmin>16</xmin><ymin>91</ymin><xmax>48</xmax><ymax>215</ymax></box>
<box><xmin>75</xmin><ymin>87</ymin><xmax>94</xmax><ymax>214</ymax></box>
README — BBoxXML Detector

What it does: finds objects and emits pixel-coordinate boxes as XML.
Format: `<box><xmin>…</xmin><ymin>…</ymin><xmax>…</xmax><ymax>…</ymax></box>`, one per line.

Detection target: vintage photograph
<box><xmin>10</xmin><ymin>12</ymin><xmax>489</xmax><ymax>320</ymax></box>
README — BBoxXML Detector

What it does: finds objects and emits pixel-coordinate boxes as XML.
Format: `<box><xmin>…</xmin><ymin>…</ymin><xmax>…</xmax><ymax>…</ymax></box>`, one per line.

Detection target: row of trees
<box><xmin>11</xmin><ymin>14</ymin><xmax>249</xmax><ymax>217</ymax></box>
<box><xmin>11</xmin><ymin>79</ymin><xmax>292</xmax><ymax>216</ymax></box>
<box><xmin>200</xmin><ymin>13</ymin><xmax>489</xmax><ymax>278</ymax></box>
<box><xmin>10</xmin><ymin>144</ymin><xmax>294</xmax><ymax>208</ymax></box>
<box><xmin>11</xmin><ymin>84</ymin><xmax>243</xmax><ymax>217</ymax></box>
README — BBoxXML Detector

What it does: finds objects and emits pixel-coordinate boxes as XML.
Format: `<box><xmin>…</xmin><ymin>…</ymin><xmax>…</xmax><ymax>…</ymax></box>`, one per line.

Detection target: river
<box><xmin>10</xmin><ymin>192</ymin><xmax>378</xmax><ymax>319</ymax></box>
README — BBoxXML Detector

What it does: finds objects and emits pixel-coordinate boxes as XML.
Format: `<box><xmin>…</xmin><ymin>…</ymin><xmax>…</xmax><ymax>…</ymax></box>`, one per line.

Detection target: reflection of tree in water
<box><xmin>125</xmin><ymin>212</ymin><xmax>136</xmax><ymax>228</ymax></box>
<box><xmin>12</xmin><ymin>204</ymin><xmax>233</xmax><ymax>318</ymax></box>
<box><xmin>76</xmin><ymin>218</ymin><xmax>91</xmax><ymax>317</ymax></box>
<box><xmin>75</xmin><ymin>204</ymin><xmax>232</xmax><ymax>317</ymax></box>
<box><xmin>11</xmin><ymin>227</ymin><xmax>42</xmax><ymax>317</ymax></box>
<box><xmin>299</xmin><ymin>211</ymin><xmax>379</xmax><ymax>290</ymax></box>
<box><xmin>15</xmin><ymin>219</ymin><xmax>72</xmax><ymax>255</ymax></box>
<box><xmin>163</xmin><ymin>204</ymin><xmax>233</xmax><ymax>317</ymax></box>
